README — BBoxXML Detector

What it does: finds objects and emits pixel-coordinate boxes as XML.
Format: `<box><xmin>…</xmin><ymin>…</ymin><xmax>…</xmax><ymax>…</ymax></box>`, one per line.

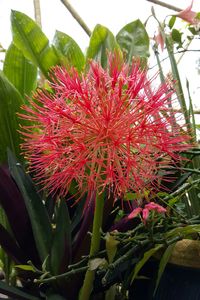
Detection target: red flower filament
<box><xmin>19</xmin><ymin>56</ymin><xmax>191</xmax><ymax>199</ymax></box>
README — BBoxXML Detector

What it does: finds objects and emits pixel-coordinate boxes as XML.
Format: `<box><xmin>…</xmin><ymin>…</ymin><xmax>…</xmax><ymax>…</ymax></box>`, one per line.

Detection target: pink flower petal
<box><xmin>176</xmin><ymin>0</ymin><xmax>197</xmax><ymax>24</ymax></box>
<box><xmin>128</xmin><ymin>207</ymin><xmax>142</xmax><ymax>219</ymax></box>
<box><xmin>154</xmin><ymin>31</ymin><xmax>165</xmax><ymax>51</ymax></box>
<box><xmin>145</xmin><ymin>202</ymin><xmax>166</xmax><ymax>213</ymax></box>
<box><xmin>142</xmin><ymin>208</ymin><xmax>149</xmax><ymax>221</ymax></box>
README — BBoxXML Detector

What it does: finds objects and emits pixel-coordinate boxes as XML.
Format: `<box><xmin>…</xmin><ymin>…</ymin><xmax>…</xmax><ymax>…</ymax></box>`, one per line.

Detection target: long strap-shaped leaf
<box><xmin>50</xmin><ymin>199</ymin><xmax>72</xmax><ymax>275</ymax></box>
<box><xmin>0</xmin><ymin>166</ymin><xmax>40</xmax><ymax>265</ymax></box>
<box><xmin>11</xmin><ymin>10</ymin><xmax>60</xmax><ymax>78</ymax></box>
<box><xmin>0</xmin><ymin>280</ymin><xmax>41</xmax><ymax>300</ymax></box>
<box><xmin>8</xmin><ymin>150</ymin><xmax>52</xmax><ymax>264</ymax></box>
<box><xmin>0</xmin><ymin>71</ymin><xmax>24</xmax><ymax>163</ymax></box>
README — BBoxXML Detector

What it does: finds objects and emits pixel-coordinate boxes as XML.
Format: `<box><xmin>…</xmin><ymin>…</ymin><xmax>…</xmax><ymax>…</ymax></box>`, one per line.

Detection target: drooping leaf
<box><xmin>0</xmin><ymin>71</ymin><xmax>24</xmax><ymax>163</ymax></box>
<box><xmin>154</xmin><ymin>244</ymin><xmax>175</xmax><ymax>295</ymax></box>
<box><xmin>53</xmin><ymin>30</ymin><xmax>85</xmax><ymax>72</ymax></box>
<box><xmin>11</xmin><ymin>10</ymin><xmax>60</xmax><ymax>78</ymax></box>
<box><xmin>3</xmin><ymin>43</ymin><xmax>37</xmax><ymax>98</ymax></box>
<box><xmin>0</xmin><ymin>223</ymin><xmax>24</xmax><ymax>263</ymax></box>
<box><xmin>8</xmin><ymin>150</ymin><xmax>52</xmax><ymax>264</ymax></box>
<box><xmin>0</xmin><ymin>166</ymin><xmax>39</xmax><ymax>265</ymax></box>
<box><xmin>116</xmin><ymin>19</ymin><xmax>149</xmax><ymax>64</ymax></box>
<box><xmin>165</xmin><ymin>224</ymin><xmax>200</xmax><ymax>239</ymax></box>
<box><xmin>131</xmin><ymin>244</ymin><xmax>163</xmax><ymax>284</ymax></box>
<box><xmin>0</xmin><ymin>280</ymin><xmax>40</xmax><ymax>300</ymax></box>
<box><xmin>86</xmin><ymin>24</ymin><xmax>121</xmax><ymax>68</ymax></box>
<box><xmin>50</xmin><ymin>199</ymin><xmax>72</xmax><ymax>275</ymax></box>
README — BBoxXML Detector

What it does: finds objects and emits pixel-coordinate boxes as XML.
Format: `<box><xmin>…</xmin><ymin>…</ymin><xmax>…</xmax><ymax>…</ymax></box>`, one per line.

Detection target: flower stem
<box><xmin>79</xmin><ymin>192</ymin><xmax>105</xmax><ymax>300</ymax></box>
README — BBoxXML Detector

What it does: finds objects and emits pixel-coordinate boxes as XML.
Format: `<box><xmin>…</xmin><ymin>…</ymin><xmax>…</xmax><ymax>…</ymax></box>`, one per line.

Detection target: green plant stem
<box><xmin>79</xmin><ymin>192</ymin><xmax>105</xmax><ymax>300</ymax></box>
<box><xmin>60</xmin><ymin>0</ymin><xmax>91</xmax><ymax>37</ymax></box>
<box><xmin>35</xmin><ymin>266</ymin><xmax>88</xmax><ymax>284</ymax></box>
<box><xmin>146</xmin><ymin>0</ymin><xmax>182</xmax><ymax>12</ymax></box>
<box><xmin>165</xmin><ymin>37</ymin><xmax>192</xmax><ymax>134</ymax></box>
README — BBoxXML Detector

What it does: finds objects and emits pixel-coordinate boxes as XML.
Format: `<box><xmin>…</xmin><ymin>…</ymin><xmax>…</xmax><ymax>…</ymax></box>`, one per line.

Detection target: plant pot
<box><xmin>129</xmin><ymin>239</ymin><xmax>200</xmax><ymax>300</ymax></box>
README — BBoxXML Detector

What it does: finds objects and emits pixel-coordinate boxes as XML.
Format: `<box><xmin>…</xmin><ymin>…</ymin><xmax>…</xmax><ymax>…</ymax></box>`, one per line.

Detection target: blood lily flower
<box><xmin>19</xmin><ymin>54</ymin><xmax>191</xmax><ymax>201</ymax></box>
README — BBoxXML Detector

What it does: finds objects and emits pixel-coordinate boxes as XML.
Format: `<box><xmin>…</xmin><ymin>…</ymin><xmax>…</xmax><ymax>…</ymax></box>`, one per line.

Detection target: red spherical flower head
<box><xmin>19</xmin><ymin>54</ymin><xmax>192</xmax><ymax>201</ymax></box>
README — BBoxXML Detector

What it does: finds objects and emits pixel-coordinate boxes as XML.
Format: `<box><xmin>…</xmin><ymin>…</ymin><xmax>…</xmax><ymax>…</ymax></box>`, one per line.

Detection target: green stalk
<box><xmin>165</xmin><ymin>36</ymin><xmax>192</xmax><ymax>133</ymax></box>
<box><xmin>79</xmin><ymin>192</ymin><xmax>105</xmax><ymax>300</ymax></box>
<box><xmin>186</xmin><ymin>78</ymin><xmax>196</xmax><ymax>141</ymax></box>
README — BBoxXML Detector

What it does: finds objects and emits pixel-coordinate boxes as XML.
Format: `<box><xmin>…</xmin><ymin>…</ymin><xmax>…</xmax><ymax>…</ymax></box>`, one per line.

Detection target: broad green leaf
<box><xmin>0</xmin><ymin>280</ymin><xmax>40</xmax><ymax>300</ymax></box>
<box><xmin>3</xmin><ymin>43</ymin><xmax>37</xmax><ymax>98</ymax></box>
<box><xmin>0</xmin><ymin>71</ymin><xmax>24</xmax><ymax>163</ymax></box>
<box><xmin>154</xmin><ymin>244</ymin><xmax>175</xmax><ymax>295</ymax></box>
<box><xmin>171</xmin><ymin>29</ymin><xmax>182</xmax><ymax>44</ymax></box>
<box><xmin>50</xmin><ymin>199</ymin><xmax>71</xmax><ymax>275</ymax></box>
<box><xmin>188</xmin><ymin>26</ymin><xmax>198</xmax><ymax>35</ymax></box>
<box><xmin>11</xmin><ymin>10</ymin><xmax>60</xmax><ymax>78</ymax></box>
<box><xmin>8</xmin><ymin>150</ymin><xmax>52</xmax><ymax>263</ymax></box>
<box><xmin>131</xmin><ymin>244</ymin><xmax>163</xmax><ymax>284</ymax></box>
<box><xmin>86</xmin><ymin>24</ymin><xmax>121</xmax><ymax>68</ymax></box>
<box><xmin>116</xmin><ymin>19</ymin><xmax>149</xmax><ymax>64</ymax></box>
<box><xmin>53</xmin><ymin>30</ymin><xmax>85</xmax><ymax>72</ymax></box>
<box><xmin>168</xmin><ymin>16</ymin><xmax>176</xmax><ymax>29</ymax></box>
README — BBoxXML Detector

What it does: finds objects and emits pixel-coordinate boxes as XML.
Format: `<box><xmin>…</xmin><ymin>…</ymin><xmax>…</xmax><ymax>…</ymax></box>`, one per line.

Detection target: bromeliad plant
<box><xmin>0</xmin><ymin>2</ymin><xmax>200</xmax><ymax>300</ymax></box>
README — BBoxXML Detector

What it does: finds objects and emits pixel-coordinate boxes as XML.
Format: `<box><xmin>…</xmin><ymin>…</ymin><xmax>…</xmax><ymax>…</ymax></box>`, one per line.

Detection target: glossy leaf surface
<box><xmin>3</xmin><ymin>43</ymin><xmax>37</xmax><ymax>98</ymax></box>
<box><xmin>11</xmin><ymin>10</ymin><xmax>60</xmax><ymax>78</ymax></box>
<box><xmin>0</xmin><ymin>72</ymin><xmax>24</xmax><ymax>162</ymax></box>
<box><xmin>53</xmin><ymin>30</ymin><xmax>85</xmax><ymax>72</ymax></box>
<box><xmin>116</xmin><ymin>19</ymin><xmax>149</xmax><ymax>63</ymax></box>
<box><xmin>86</xmin><ymin>24</ymin><xmax>121</xmax><ymax>68</ymax></box>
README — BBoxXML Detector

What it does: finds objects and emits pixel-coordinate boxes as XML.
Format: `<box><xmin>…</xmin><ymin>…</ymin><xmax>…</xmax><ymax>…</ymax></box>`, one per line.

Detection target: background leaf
<box><xmin>154</xmin><ymin>244</ymin><xmax>175</xmax><ymax>296</ymax></box>
<box><xmin>50</xmin><ymin>199</ymin><xmax>72</xmax><ymax>275</ymax></box>
<box><xmin>53</xmin><ymin>30</ymin><xmax>85</xmax><ymax>72</ymax></box>
<box><xmin>11</xmin><ymin>10</ymin><xmax>60</xmax><ymax>78</ymax></box>
<box><xmin>171</xmin><ymin>29</ymin><xmax>182</xmax><ymax>45</ymax></box>
<box><xmin>0</xmin><ymin>71</ymin><xmax>24</xmax><ymax>163</ymax></box>
<box><xmin>0</xmin><ymin>166</ymin><xmax>40</xmax><ymax>265</ymax></box>
<box><xmin>168</xmin><ymin>16</ymin><xmax>176</xmax><ymax>29</ymax></box>
<box><xmin>0</xmin><ymin>280</ymin><xmax>40</xmax><ymax>300</ymax></box>
<box><xmin>116</xmin><ymin>19</ymin><xmax>149</xmax><ymax>64</ymax></box>
<box><xmin>131</xmin><ymin>244</ymin><xmax>163</xmax><ymax>284</ymax></box>
<box><xmin>3</xmin><ymin>43</ymin><xmax>37</xmax><ymax>98</ymax></box>
<box><xmin>8</xmin><ymin>151</ymin><xmax>52</xmax><ymax>264</ymax></box>
<box><xmin>86</xmin><ymin>24</ymin><xmax>121</xmax><ymax>68</ymax></box>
